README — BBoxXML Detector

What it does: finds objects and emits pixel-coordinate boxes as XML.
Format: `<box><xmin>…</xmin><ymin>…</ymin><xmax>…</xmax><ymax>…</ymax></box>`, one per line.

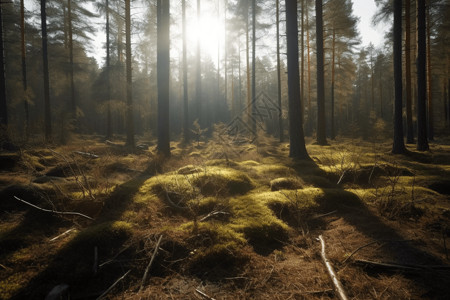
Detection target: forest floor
<box><xmin>1</xmin><ymin>134</ymin><xmax>450</xmax><ymax>299</ymax></box>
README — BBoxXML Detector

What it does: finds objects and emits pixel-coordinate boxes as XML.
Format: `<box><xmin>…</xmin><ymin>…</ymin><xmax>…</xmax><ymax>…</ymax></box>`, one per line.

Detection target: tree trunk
<box><xmin>106</xmin><ymin>0</ymin><xmax>112</xmax><ymax>139</ymax></box>
<box><xmin>196</xmin><ymin>0</ymin><xmax>202</xmax><ymax>126</ymax></box>
<box><xmin>125</xmin><ymin>0</ymin><xmax>134</xmax><ymax>147</ymax></box>
<box><xmin>286</xmin><ymin>0</ymin><xmax>310</xmax><ymax>160</ymax></box>
<box><xmin>251</xmin><ymin>0</ymin><xmax>256</xmax><ymax>133</ymax></box>
<box><xmin>276</xmin><ymin>0</ymin><xmax>283</xmax><ymax>142</ymax></box>
<box><xmin>392</xmin><ymin>0</ymin><xmax>406</xmax><ymax>154</ymax></box>
<box><xmin>300</xmin><ymin>0</ymin><xmax>304</xmax><ymax>123</ymax></box>
<box><xmin>306</xmin><ymin>7</ymin><xmax>312</xmax><ymax>136</ymax></box>
<box><xmin>0</xmin><ymin>4</ymin><xmax>7</xmax><ymax>140</ymax></box>
<box><xmin>315</xmin><ymin>0</ymin><xmax>327</xmax><ymax>145</ymax></box>
<box><xmin>331</xmin><ymin>28</ymin><xmax>336</xmax><ymax>140</ymax></box>
<box><xmin>68</xmin><ymin>0</ymin><xmax>76</xmax><ymax>119</ymax></box>
<box><xmin>182</xmin><ymin>0</ymin><xmax>189</xmax><ymax>143</ymax></box>
<box><xmin>41</xmin><ymin>0</ymin><xmax>52</xmax><ymax>142</ymax></box>
<box><xmin>157</xmin><ymin>0</ymin><xmax>170</xmax><ymax>155</ymax></box>
<box><xmin>416</xmin><ymin>0</ymin><xmax>429</xmax><ymax>151</ymax></box>
<box><xmin>405</xmin><ymin>0</ymin><xmax>414</xmax><ymax>143</ymax></box>
<box><xmin>20</xmin><ymin>0</ymin><xmax>29</xmax><ymax>140</ymax></box>
<box><xmin>426</xmin><ymin>0</ymin><xmax>433</xmax><ymax>140</ymax></box>
<box><xmin>246</xmin><ymin>1</ymin><xmax>251</xmax><ymax>125</ymax></box>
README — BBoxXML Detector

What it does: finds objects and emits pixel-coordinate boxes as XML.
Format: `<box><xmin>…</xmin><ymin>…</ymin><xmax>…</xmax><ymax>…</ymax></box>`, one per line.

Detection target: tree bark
<box><xmin>416</xmin><ymin>0</ymin><xmax>429</xmax><ymax>151</ymax></box>
<box><xmin>331</xmin><ymin>29</ymin><xmax>336</xmax><ymax>140</ymax></box>
<box><xmin>276</xmin><ymin>0</ymin><xmax>283</xmax><ymax>142</ymax></box>
<box><xmin>41</xmin><ymin>0</ymin><xmax>52</xmax><ymax>142</ymax></box>
<box><xmin>105</xmin><ymin>0</ymin><xmax>112</xmax><ymax>139</ymax></box>
<box><xmin>315</xmin><ymin>0</ymin><xmax>327</xmax><ymax>145</ymax></box>
<box><xmin>20</xmin><ymin>0</ymin><xmax>29</xmax><ymax>139</ymax></box>
<box><xmin>405</xmin><ymin>0</ymin><xmax>414</xmax><ymax>143</ymax></box>
<box><xmin>0</xmin><ymin>4</ymin><xmax>7</xmax><ymax>139</ymax></box>
<box><xmin>157</xmin><ymin>0</ymin><xmax>170</xmax><ymax>156</ymax></box>
<box><xmin>182</xmin><ymin>0</ymin><xmax>189</xmax><ymax>143</ymax></box>
<box><xmin>67</xmin><ymin>0</ymin><xmax>76</xmax><ymax>119</ymax></box>
<box><xmin>251</xmin><ymin>0</ymin><xmax>256</xmax><ymax>133</ymax></box>
<box><xmin>392</xmin><ymin>0</ymin><xmax>406</xmax><ymax>154</ymax></box>
<box><xmin>125</xmin><ymin>0</ymin><xmax>134</xmax><ymax>147</ymax></box>
<box><xmin>195</xmin><ymin>0</ymin><xmax>202</xmax><ymax>126</ymax></box>
<box><xmin>426</xmin><ymin>0</ymin><xmax>433</xmax><ymax>140</ymax></box>
<box><xmin>286</xmin><ymin>0</ymin><xmax>310</xmax><ymax>160</ymax></box>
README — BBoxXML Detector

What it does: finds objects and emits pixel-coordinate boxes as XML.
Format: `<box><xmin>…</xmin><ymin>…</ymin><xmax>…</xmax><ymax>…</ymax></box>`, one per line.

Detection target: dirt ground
<box><xmin>1</xmin><ymin>135</ymin><xmax>449</xmax><ymax>299</ymax></box>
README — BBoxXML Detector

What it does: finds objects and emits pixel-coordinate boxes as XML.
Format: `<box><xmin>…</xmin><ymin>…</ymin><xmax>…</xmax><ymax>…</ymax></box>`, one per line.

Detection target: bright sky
<box><xmin>352</xmin><ymin>0</ymin><xmax>389</xmax><ymax>48</ymax></box>
<box><xmin>24</xmin><ymin>0</ymin><xmax>389</xmax><ymax>66</ymax></box>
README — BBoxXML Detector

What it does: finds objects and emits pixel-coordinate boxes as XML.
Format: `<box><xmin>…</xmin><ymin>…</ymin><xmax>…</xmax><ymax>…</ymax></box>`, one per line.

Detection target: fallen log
<box><xmin>318</xmin><ymin>235</ymin><xmax>349</xmax><ymax>300</ymax></box>
<box><xmin>14</xmin><ymin>196</ymin><xmax>94</xmax><ymax>221</ymax></box>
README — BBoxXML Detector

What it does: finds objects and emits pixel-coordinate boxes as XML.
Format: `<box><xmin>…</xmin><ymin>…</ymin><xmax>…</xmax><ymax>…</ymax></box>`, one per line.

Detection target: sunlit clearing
<box><xmin>187</xmin><ymin>13</ymin><xmax>225</xmax><ymax>60</ymax></box>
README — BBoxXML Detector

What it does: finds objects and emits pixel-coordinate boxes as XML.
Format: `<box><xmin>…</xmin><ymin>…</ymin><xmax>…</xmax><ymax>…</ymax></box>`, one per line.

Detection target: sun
<box><xmin>186</xmin><ymin>12</ymin><xmax>225</xmax><ymax>61</ymax></box>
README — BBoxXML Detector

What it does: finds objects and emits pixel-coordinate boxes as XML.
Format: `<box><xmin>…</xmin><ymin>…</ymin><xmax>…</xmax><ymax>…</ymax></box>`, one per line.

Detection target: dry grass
<box><xmin>1</xmin><ymin>135</ymin><xmax>450</xmax><ymax>299</ymax></box>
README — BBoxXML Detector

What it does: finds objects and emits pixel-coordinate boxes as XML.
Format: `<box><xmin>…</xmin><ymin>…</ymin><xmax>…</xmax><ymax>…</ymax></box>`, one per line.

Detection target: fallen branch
<box><xmin>200</xmin><ymin>211</ymin><xmax>230</xmax><ymax>222</ymax></box>
<box><xmin>311</xmin><ymin>210</ymin><xmax>337</xmax><ymax>220</ymax></box>
<box><xmin>318</xmin><ymin>235</ymin><xmax>349</xmax><ymax>300</ymax></box>
<box><xmin>50</xmin><ymin>228</ymin><xmax>75</xmax><ymax>242</ymax></box>
<box><xmin>73</xmin><ymin>151</ymin><xmax>99</xmax><ymax>159</ymax></box>
<box><xmin>96</xmin><ymin>269</ymin><xmax>131</xmax><ymax>300</ymax></box>
<box><xmin>341</xmin><ymin>240</ymin><xmax>380</xmax><ymax>264</ymax></box>
<box><xmin>354</xmin><ymin>259</ymin><xmax>450</xmax><ymax>271</ymax></box>
<box><xmin>195</xmin><ymin>289</ymin><xmax>216</xmax><ymax>300</ymax></box>
<box><xmin>337</xmin><ymin>170</ymin><xmax>347</xmax><ymax>185</ymax></box>
<box><xmin>342</xmin><ymin>239</ymin><xmax>415</xmax><ymax>265</ymax></box>
<box><xmin>14</xmin><ymin>196</ymin><xmax>94</xmax><ymax>220</ymax></box>
<box><xmin>139</xmin><ymin>235</ymin><xmax>163</xmax><ymax>292</ymax></box>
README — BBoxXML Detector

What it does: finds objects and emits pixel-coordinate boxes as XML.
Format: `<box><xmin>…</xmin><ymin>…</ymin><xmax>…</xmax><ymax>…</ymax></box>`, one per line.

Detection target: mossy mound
<box><xmin>137</xmin><ymin>166</ymin><xmax>255</xmax><ymax>207</ymax></box>
<box><xmin>270</xmin><ymin>177</ymin><xmax>304</xmax><ymax>191</ymax></box>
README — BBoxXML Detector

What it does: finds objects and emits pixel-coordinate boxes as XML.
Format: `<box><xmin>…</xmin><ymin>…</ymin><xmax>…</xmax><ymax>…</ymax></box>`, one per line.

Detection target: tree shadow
<box><xmin>289</xmin><ymin>159</ymin><xmax>450</xmax><ymax>298</ymax></box>
<box><xmin>8</xmin><ymin>163</ymin><xmax>161</xmax><ymax>299</ymax></box>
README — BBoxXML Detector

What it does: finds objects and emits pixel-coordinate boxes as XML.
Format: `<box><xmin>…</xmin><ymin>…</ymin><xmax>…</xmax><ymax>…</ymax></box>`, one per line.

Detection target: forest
<box><xmin>0</xmin><ymin>0</ymin><xmax>450</xmax><ymax>299</ymax></box>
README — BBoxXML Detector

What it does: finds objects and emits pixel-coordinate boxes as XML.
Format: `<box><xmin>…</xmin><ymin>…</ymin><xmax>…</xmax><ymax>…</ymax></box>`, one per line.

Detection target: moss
<box><xmin>228</xmin><ymin>195</ymin><xmax>290</xmax><ymax>250</ymax></box>
<box><xmin>270</xmin><ymin>177</ymin><xmax>304</xmax><ymax>191</ymax></box>
<box><xmin>137</xmin><ymin>166</ymin><xmax>255</xmax><ymax>207</ymax></box>
<box><xmin>0</xmin><ymin>273</ymin><xmax>24</xmax><ymax>300</ymax></box>
<box><xmin>205</xmin><ymin>159</ymin><xmax>239</xmax><ymax>167</ymax></box>
<box><xmin>176</xmin><ymin>164</ymin><xmax>203</xmax><ymax>175</ymax></box>
<box><xmin>69</xmin><ymin>221</ymin><xmax>132</xmax><ymax>249</ymax></box>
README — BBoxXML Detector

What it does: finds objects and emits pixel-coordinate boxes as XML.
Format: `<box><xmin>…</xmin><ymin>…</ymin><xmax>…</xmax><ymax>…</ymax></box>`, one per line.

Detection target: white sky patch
<box><xmin>352</xmin><ymin>0</ymin><xmax>389</xmax><ymax>48</ymax></box>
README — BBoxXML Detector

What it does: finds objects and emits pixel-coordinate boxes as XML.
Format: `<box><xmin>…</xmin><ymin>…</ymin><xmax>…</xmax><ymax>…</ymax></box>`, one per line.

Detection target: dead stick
<box><xmin>354</xmin><ymin>259</ymin><xmax>450</xmax><ymax>271</ymax></box>
<box><xmin>14</xmin><ymin>196</ymin><xmax>94</xmax><ymax>220</ymax></box>
<box><xmin>96</xmin><ymin>269</ymin><xmax>131</xmax><ymax>300</ymax></box>
<box><xmin>318</xmin><ymin>235</ymin><xmax>349</xmax><ymax>300</ymax></box>
<box><xmin>50</xmin><ymin>228</ymin><xmax>75</xmax><ymax>242</ymax></box>
<box><xmin>195</xmin><ymin>289</ymin><xmax>216</xmax><ymax>300</ymax></box>
<box><xmin>139</xmin><ymin>235</ymin><xmax>163</xmax><ymax>292</ymax></box>
<box><xmin>341</xmin><ymin>240</ymin><xmax>380</xmax><ymax>264</ymax></box>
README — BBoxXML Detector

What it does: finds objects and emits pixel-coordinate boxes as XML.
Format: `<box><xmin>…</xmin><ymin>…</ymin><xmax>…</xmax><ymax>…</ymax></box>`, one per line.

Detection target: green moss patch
<box><xmin>270</xmin><ymin>177</ymin><xmax>304</xmax><ymax>191</ymax></box>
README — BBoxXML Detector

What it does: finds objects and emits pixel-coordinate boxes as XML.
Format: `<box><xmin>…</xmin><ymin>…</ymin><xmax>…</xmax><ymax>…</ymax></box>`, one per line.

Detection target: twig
<box><xmin>200</xmin><ymin>211</ymin><xmax>230</xmax><ymax>222</ymax></box>
<box><xmin>311</xmin><ymin>210</ymin><xmax>337</xmax><ymax>219</ymax></box>
<box><xmin>342</xmin><ymin>240</ymin><xmax>380</xmax><ymax>264</ymax></box>
<box><xmin>318</xmin><ymin>235</ymin><xmax>349</xmax><ymax>300</ymax></box>
<box><xmin>50</xmin><ymin>228</ymin><xmax>75</xmax><ymax>241</ymax></box>
<box><xmin>14</xmin><ymin>196</ymin><xmax>94</xmax><ymax>220</ymax></box>
<box><xmin>195</xmin><ymin>289</ymin><xmax>216</xmax><ymax>300</ymax></box>
<box><xmin>96</xmin><ymin>269</ymin><xmax>131</xmax><ymax>300</ymax></box>
<box><xmin>354</xmin><ymin>259</ymin><xmax>450</xmax><ymax>271</ymax></box>
<box><xmin>337</xmin><ymin>170</ymin><xmax>347</xmax><ymax>185</ymax></box>
<box><xmin>73</xmin><ymin>151</ymin><xmax>99</xmax><ymax>159</ymax></box>
<box><xmin>301</xmin><ymin>289</ymin><xmax>333</xmax><ymax>295</ymax></box>
<box><xmin>443</xmin><ymin>229</ymin><xmax>448</xmax><ymax>260</ymax></box>
<box><xmin>139</xmin><ymin>235</ymin><xmax>163</xmax><ymax>292</ymax></box>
